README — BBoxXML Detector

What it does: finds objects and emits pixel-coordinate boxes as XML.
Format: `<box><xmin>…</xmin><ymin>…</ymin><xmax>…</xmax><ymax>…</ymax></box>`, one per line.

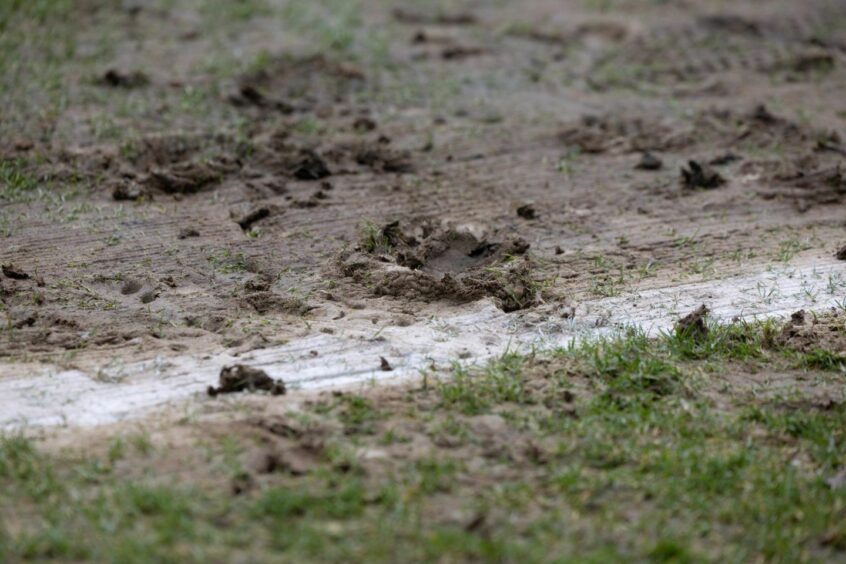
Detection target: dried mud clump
<box><xmin>99</xmin><ymin>69</ymin><xmax>149</xmax><ymax>89</ymax></box>
<box><xmin>635</xmin><ymin>152</ymin><xmax>663</xmax><ymax>171</ymax></box>
<box><xmin>776</xmin><ymin>311</ymin><xmax>846</xmax><ymax>358</ymax></box>
<box><xmin>675</xmin><ymin>304</ymin><xmax>709</xmax><ymax>340</ymax></box>
<box><xmin>2</xmin><ymin>264</ymin><xmax>30</xmax><ymax>280</ymax></box>
<box><xmin>339</xmin><ymin>220</ymin><xmax>542</xmax><ymax>312</ymax></box>
<box><xmin>681</xmin><ymin>160</ymin><xmax>725</xmax><ymax>189</ymax></box>
<box><xmin>208</xmin><ymin>365</ymin><xmax>286</xmax><ymax>397</ymax></box>
<box><xmin>351</xmin><ymin>144</ymin><xmax>414</xmax><ymax>174</ymax></box>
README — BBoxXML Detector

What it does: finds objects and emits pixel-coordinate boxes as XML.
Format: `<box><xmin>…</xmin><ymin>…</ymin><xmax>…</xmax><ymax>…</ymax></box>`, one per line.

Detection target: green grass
<box><xmin>0</xmin><ymin>159</ymin><xmax>39</xmax><ymax>201</ymax></box>
<box><xmin>2</xmin><ymin>315</ymin><xmax>846</xmax><ymax>562</ymax></box>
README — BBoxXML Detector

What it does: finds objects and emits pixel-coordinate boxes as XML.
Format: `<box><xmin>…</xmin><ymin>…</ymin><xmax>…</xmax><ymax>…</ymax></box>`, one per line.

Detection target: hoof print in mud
<box><xmin>208</xmin><ymin>365</ymin><xmax>286</xmax><ymax>397</ymax></box>
<box><xmin>681</xmin><ymin>160</ymin><xmax>725</xmax><ymax>190</ymax></box>
<box><xmin>341</xmin><ymin>220</ymin><xmax>542</xmax><ymax>312</ymax></box>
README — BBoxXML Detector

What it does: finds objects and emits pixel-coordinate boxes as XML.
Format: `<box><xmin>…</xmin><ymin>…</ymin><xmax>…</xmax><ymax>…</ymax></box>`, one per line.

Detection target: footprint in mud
<box><xmin>339</xmin><ymin>220</ymin><xmax>542</xmax><ymax>312</ymax></box>
<box><xmin>420</xmin><ymin>233</ymin><xmax>496</xmax><ymax>276</ymax></box>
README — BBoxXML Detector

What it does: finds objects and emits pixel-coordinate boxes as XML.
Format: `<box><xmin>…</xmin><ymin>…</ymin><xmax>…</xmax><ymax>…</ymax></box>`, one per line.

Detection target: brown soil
<box><xmin>1</xmin><ymin>0</ymin><xmax>845</xmax><ymax>370</ymax></box>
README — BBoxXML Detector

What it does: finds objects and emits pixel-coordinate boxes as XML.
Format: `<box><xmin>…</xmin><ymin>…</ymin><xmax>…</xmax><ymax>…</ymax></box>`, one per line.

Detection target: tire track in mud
<box><xmin>2</xmin><ymin>257</ymin><xmax>843</xmax><ymax>429</ymax></box>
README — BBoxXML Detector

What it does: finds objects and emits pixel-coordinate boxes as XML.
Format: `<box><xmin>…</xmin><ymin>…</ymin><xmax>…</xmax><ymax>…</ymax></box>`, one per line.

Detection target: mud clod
<box><xmin>776</xmin><ymin>312</ymin><xmax>846</xmax><ymax>356</ymax></box>
<box><xmin>139</xmin><ymin>289</ymin><xmax>159</xmax><ymax>304</ymax></box>
<box><xmin>681</xmin><ymin>161</ymin><xmax>725</xmax><ymax>189</ymax></box>
<box><xmin>675</xmin><ymin>305</ymin><xmax>709</xmax><ymax>340</ymax></box>
<box><xmin>293</xmin><ymin>150</ymin><xmax>331</xmax><ymax>180</ymax></box>
<box><xmin>353</xmin><ymin>117</ymin><xmax>377</xmax><ymax>132</ymax></box>
<box><xmin>354</xmin><ymin>146</ymin><xmax>413</xmax><ymax>174</ymax></box>
<box><xmin>100</xmin><ymin>69</ymin><xmax>149</xmax><ymax>88</ymax></box>
<box><xmin>121</xmin><ymin>279</ymin><xmax>143</xmax><ymax>295</ymax></box>
<box><xmin>709</xmin><ymin>152</ymin><xmax>741</xmax><ymax>166</ymax></box>
<box><xmin>208</xmin><ymin>365</ymin><xmax>286</xmax><ymax>397</ymax></box>
<box><xmin>517</xmin><ymin>204</ymin><xmax>537</xmax><ymax>220</ymax></box>
<box><xmin>178</xmin><ymin>227</ymin><xmax>200</xmax><ymax>239</ymax></box>
<box><xmin>234</xmin><ymin>206</ymin><xmax>279</xmax><ymax>231</ymax></box>
<box><xmin>230</xmin><ymin>84</ymin><xmax>295</xmax><ymax>113</ymax></box>
<box><xmin>635</xmin><ymin>152</ymin><xmax>663</xmax><ymax>171</ymax></box>
<box><xmin>441</xmin><ymin>46</ymin><xmax>487</xmax><ymax>60</ymax></box>
<box><xmin>2</xmin><ymin>264</ymin><xmax>29</xmax><ymax>280</ymax></box>
<box><xmin>111</xmin><ymin>180</ymin><xmax>146</xmax><ymax>201</ymax></box>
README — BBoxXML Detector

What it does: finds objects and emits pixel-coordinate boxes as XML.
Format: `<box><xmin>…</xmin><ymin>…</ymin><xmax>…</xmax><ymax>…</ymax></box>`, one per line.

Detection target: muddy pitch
<box><xmin>1</xmin><ymin>0</ymin><xmax>845</xmax><ymax>386</ymax></box>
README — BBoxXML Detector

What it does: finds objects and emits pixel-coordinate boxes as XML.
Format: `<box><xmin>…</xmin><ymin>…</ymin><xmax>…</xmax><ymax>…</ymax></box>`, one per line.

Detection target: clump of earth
<box><xmin>338</xmin><ymin>219</ymin><xmax>543</xmax><ymax>312</ymax></box>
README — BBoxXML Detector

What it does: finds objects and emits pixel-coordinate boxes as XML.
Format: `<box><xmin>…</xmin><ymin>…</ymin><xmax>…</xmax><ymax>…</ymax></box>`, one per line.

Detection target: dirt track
<box><xmin>2</xmin><ymin>0</ymin><xmax>846</xmax><ymax>422</ymax></box>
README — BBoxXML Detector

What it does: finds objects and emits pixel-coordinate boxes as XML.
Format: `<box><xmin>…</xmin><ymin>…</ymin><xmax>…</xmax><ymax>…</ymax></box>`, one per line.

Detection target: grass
<box><xmin>1</xmin><ymin>1</ymin><xmax>845</xmax><ymax>560</ymax></box>
<box><xmin>3</xmin><ymin>314</ymin><xmax>844</xmax><ymax>562</ymax></box>
<box><xmin>0</xmin><ymin>159</ymin><xmax>39</xmax><ymax>202</ymax></box>
<box><xmin>207</xmin><ymin>249</ymin><xmax>249</xmax><ymax>274</ymax></box>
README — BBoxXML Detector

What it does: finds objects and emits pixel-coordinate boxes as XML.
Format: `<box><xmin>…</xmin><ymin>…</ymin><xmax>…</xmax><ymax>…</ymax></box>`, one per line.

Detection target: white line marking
<box><xmin>1</xmin><ymin>259</ymin><xmax>844</xmax><ymax>429</ymax></box>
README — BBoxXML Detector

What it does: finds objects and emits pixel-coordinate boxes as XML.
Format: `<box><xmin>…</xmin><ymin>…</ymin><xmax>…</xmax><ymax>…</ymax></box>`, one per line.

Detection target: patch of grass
<box><xmin>3</xmin><ymin>314</ymin><xmax>846</xmax><ymax>561</ymax></box>
<box><xmin>207</xmin><ymin>249</ymin><xmax>249</xmax><ymax>274</ymax></box>
<box><xmin>358</xmin><ymin>220</ymin><xmax>392</xmax><ymax>254</ymax></box>
<box><xmin>337</xmin><ymin>395</ymin><xmax>382</xmax><ymax>435</ymax></box>
<box><xmin>437</xmin><ymin>351</ymin><xmax>528</xmax><ymax>414</ymax></box>
<box><xmin>0</xmin><ymin>159</ymin><xmax>39</xmax><ymax>201</ymax></box>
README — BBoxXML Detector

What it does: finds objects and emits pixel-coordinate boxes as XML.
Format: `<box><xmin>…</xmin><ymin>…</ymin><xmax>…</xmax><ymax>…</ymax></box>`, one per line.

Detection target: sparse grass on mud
<box><xmin>2</xmin><ymin>315</ymin><xmax>845</xmax><ymax>562</ymax></box>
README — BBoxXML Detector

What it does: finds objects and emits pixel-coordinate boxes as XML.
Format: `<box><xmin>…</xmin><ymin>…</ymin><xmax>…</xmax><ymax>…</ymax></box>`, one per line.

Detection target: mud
<box><xmin>681</xmin><ymin>161</ymin><xmax>726</xmax><ymax>190</ymax></box>
<box><xmin>230</xmin><ymin>54</ymin><xmax>365</xmax><ymax>113</ymax></box>
<box><xmin>2</xmin><ymin>264</ymin><xmax>30</xmax><ymax>280</ymax></box>
<box><xmin>2</xmin><ymin>0</ymin><xmax>846</xmax><ymax>416</ymax></box>
<box><xmin>635</xmin><ymin>152</ymin><xmax>663</xmax><ymax>171</ymax></box>
<box><xmin>339</xmin><ymin>220</ymin><xmax>541</xmax><ymax>312</ymax></box>
<box><xmin>776</xmin><ymin>311</ymin><xmax>846</xmax><ymax>358</ymax></box>
<box><xmin>99</xmin><ymin>69</ymin><xmax>149</xmax><ymax>89</ymax></box>
<box><xmin>675</xmin><ymin>305</ymin><xmax>710</xmax><ymax>340</ymax></box>
<box><xmin>208</xmin><ymin>365</ymin><xmax>286</xmax><ymax>397</ymax></box>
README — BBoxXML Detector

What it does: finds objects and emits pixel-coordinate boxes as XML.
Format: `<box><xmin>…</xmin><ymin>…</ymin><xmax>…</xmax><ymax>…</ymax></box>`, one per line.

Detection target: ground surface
<box><xmin>1</xmin><ymin>0</ymin><xmax>846</xmax><ymax>561</ymax></box>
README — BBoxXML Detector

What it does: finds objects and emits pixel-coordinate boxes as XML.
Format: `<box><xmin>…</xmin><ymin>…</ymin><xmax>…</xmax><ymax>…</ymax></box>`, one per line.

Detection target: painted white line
<box><xmin>1</xmin><ymin>259</ymin><xmax>844</xmax><ymax>429</ymax></box>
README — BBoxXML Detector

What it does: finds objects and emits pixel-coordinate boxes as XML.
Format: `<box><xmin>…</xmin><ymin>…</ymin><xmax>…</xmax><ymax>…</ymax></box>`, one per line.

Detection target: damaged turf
<box><xmin>340</xmin><ymin>220</ymin><xmax>544</xmax><ymax>312</ymax></box>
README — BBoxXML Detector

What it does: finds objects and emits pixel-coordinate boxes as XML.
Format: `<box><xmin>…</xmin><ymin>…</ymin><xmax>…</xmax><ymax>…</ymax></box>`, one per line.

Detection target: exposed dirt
<box><xmin>1</xmin><ymin>0</ymin><xmax>845</xmax><ymax>374</ymax></box>
<box><xmin>776</xmin><ymin>310</ymin><xmax>846</xmax><ymax>357</ymax></box>
<box><xmin>339</xmin><ymin>219</ymin><xmax>542</xmax><ymax>312</ymax></box>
